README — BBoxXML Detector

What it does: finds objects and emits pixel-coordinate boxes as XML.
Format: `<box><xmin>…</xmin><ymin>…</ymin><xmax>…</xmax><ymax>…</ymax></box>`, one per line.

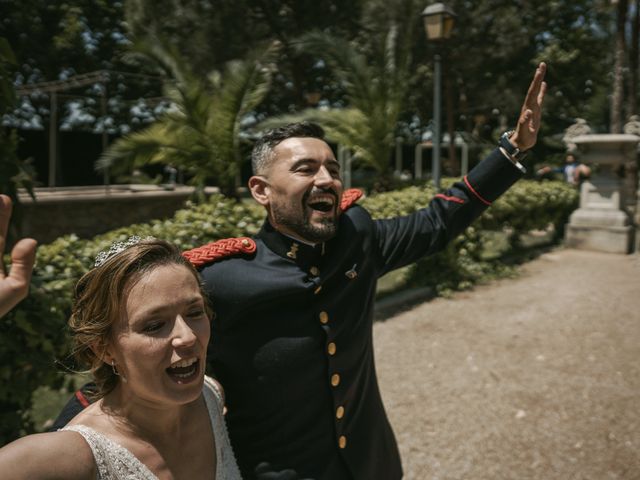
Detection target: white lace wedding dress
<box><xmin>63</xmin><ymin>376</ymin><xmax>242</xmax><ymax>479</ymax></box>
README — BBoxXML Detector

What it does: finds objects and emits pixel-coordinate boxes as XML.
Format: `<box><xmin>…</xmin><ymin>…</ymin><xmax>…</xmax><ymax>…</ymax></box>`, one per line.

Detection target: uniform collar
<box><xmin>258</xmin><ymin>220</ymin><xmax>325</xmax><ymax>265</ymax></box>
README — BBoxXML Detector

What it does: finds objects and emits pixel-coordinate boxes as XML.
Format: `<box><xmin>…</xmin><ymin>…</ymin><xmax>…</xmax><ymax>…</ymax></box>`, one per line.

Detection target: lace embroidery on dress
<box><xmin>62</xmin><ymin>376</ymin><xmax>242</xmax><ymax>480</ymax></box>
<box><xmin>62</xmin><ymin>424</ymin><xmax>158</xmax><ymax>480</ymax></box>
<box><xmin>202</xmin><ymin>376</ymin><xmax>242</xmax><ymax>480</ymax></box>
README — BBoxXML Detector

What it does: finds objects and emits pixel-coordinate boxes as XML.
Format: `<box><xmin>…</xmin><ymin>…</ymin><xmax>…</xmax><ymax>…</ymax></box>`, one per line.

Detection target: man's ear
<box><xmin>248</xmin><ymin>175</ymin><xmax>270</xmax><ymax>207</ymax></box>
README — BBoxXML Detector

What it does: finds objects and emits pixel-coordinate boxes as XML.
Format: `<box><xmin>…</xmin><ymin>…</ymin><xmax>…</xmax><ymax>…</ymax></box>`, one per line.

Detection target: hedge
<box><xmin>0</xmin><ymin>179</ymin><xmax>577</xmax><ymax>443</ymax></box>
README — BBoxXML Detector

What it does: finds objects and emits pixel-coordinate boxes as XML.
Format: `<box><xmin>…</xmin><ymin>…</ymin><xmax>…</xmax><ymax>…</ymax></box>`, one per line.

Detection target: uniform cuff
<box><xmin>465</xmin><ymin>148</ymin><xmax>525</xmax><ymax>204</ymax></box>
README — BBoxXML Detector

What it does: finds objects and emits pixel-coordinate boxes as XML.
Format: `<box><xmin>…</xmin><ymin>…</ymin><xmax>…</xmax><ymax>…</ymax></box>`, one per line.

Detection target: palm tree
<box><xmin>98</xmin><ymin>39</ymin><xmax>279</xmax><ymax>198</ymax></box>
<box><xmin>259</xmin><ymin>23</ymin><xmax>413</xmax><ymax>180</ymax></box>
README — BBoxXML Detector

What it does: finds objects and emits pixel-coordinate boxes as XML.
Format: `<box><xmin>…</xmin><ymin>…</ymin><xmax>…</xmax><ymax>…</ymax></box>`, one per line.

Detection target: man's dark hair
<box><xmin>251</xmin><ymin>122</ymin><xmax>325</xmax><ymax>175</ymax></box>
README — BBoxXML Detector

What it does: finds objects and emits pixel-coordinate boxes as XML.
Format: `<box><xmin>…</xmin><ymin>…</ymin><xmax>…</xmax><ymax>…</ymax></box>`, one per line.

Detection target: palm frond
<box><xmin>266</xmin><ymin>24</ymin><xmax>413</xmax><ymax>174</ymax></box>
<box><xmin>99</xmin><ymin>41</ymin><xmax>276</xmax><ymax>194</ymax></box>
<box><xmin>297</xmin><ymin>31</ymin><xmax>376</xmax><ymax>113</ymax></box>
<box><xmin>98</xmin><ymin>123</ymin><xmax>187</xmax><ymax>173</ymax></box>
<box><xmin>258</xmin><ymin>108</ymin><xmax>388</xmax><ymax>171</ymax></box>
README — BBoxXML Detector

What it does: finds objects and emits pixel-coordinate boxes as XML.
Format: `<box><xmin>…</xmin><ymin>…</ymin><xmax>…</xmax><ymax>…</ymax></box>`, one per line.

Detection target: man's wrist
<box><xmin>498</xmin><ymin>131</ymin><xmax>527</xmax><ymax>173</ymax></box>
<box><xmin>500</xmin><ymin>131</ymin><xmax>529</xmax><ymax>157</ymax></box>
<box><xmin>507</xmin><ymin>131</ymin><xmax>525</xmax><ymax>151</ymax></box>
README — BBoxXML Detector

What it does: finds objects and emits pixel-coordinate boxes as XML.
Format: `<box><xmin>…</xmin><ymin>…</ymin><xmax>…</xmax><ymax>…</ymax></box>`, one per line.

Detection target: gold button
<box><xmin>310</xmin><ymin>266</ymin><xmax>320</xmax><ymax>276</ymax></box>
<box><xmin>319</xmin><ymin>311</ymin><xmax>329</xmax><ymax>324</ymax></box>
<box><xmin>331</xmin><ymin>373</ymin><xmax>340</xmax><ymax>387</ymax></box>
<box><xmin>241</xmin><ymin>239</ymin><xmax>250</xmax><ymax>247</ymax></box>
<box><xmin>339</xmin><ymin>435</ymin><xmax>347</xmax><ymax>449</ymax></box>
<box><xmin>327</xmin><ymin>342</ymin><xmax>336</xmax><ymax>355</ymax></box>
<box><xmin>336</xmin><ymin>406</ymin><xmax>345</xmax><ymax>419</ymax></box>
<box><xmin>314</xmin><ymin>286</ymin><xmax>322</xmax><ymax>294</ymax></box>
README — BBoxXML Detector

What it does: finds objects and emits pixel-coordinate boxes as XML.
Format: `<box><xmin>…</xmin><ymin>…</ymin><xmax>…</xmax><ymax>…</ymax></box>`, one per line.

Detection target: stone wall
<box><xmin>16</xmin><ymin>185</ymin><xmax>218</xmax><ymax>244</ymax></box>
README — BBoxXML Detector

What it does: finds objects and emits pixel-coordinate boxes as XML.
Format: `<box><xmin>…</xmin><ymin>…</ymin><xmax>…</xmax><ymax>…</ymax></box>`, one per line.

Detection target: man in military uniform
<box><xmin>188</xmin><ymin>62</ymin><xmax>546</xmax><ymax>479</ymax></box>
<box><xmin>52</xmin><ymin>63</ymin><xmax>546</xmax><ymax>479</ymax></box>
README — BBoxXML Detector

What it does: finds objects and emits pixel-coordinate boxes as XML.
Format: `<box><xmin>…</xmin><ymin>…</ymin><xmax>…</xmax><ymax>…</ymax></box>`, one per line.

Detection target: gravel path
<box><xmin>374</xmin><ymin>248</ymin><xmax>640</xmax><ymax>480</ymax></box>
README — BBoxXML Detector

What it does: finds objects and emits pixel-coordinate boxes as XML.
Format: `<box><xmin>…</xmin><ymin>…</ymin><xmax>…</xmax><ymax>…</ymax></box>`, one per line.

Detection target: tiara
<box><xmin>94</xmin><ymin>235</ymin><xmax>154</xmax><ymax>267</ymax></box>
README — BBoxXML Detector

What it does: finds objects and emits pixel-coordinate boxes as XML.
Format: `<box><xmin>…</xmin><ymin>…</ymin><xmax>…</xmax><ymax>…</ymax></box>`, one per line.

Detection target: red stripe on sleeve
<box><xmin>435</xmin><ymin>193</ymin><xmax>465</xmax><ymax>204</ymax></box>
<box><xmin>463</xmin><ymin>176</ymin><xmax>492</xmax><ymax>206</ymax></box>
<box><xmin>75</xmin><ymin>390</ymin><xmax>90</xmax><ymax>408</ymax></box>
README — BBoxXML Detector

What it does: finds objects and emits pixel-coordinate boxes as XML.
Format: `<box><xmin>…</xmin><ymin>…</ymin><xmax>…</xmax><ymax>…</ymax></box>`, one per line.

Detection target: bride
<box><xmin>0</xmin><ymin>237</ymin><xmax>242</xmax><ymax>479</ymax></box>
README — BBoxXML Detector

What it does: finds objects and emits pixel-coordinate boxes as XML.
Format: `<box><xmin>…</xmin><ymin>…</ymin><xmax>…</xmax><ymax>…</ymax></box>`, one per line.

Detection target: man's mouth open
<box><xmin>306</xmin><ymin>193</ymin><xmax>336</xmax><ymax>215</ymax></box>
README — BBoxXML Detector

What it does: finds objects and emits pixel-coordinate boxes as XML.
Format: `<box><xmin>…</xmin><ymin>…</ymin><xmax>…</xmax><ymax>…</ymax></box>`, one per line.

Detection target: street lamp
<box><xmin>422</xmin><ymin>3</ymin><xmax>456</xmax><ymax>189</ymax></box>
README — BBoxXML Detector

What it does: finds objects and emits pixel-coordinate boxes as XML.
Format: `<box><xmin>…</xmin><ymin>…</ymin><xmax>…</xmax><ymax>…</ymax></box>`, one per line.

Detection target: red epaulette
<box><xmin>183</xmin><ymin>237</ymin><xmax>257</xmax><ymax>268</ymax></box>
<box><xmin>340</xmin><ymin>188</ymin><xmax>364</xmax><ymax>211</ymax></box>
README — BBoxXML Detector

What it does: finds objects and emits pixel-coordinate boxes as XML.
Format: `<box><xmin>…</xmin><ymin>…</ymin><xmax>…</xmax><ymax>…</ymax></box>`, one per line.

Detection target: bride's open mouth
<box><xmin>166</xmin><ymin>357</ymin><xmax>200</xmax><ymax>383</ymax></box>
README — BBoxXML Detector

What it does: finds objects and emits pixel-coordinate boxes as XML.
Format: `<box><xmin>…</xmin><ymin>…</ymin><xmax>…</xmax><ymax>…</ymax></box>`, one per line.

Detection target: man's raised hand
<box><xmin>509</xmin><ymin>62</ymin><xmax>547</xmax><ymax>151</ymax></box>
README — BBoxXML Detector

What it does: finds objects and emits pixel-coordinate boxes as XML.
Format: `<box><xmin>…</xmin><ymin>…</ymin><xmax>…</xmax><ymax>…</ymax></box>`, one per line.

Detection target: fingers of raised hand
<box><xmin>525</xmin><ymin>62</ymin><xmax>547</xmax><ymax>108</ymax></box>
<box><xmin>10</xmin><ymin>238</ymin><xmax>37</xmax><ymax>286</ymax></box>
<box><xmin>0</xmin><ymin>195</ymin><xmax>12</xmax><ymax>277</ymax></box>
<box><xmin>537</xmin><ymin>80</ymin><xmax>547</xmax><ymax>107</ymax></box>
<box><xmin>0</xmin><ymin>194</ymin><xmax>12</xmax><ymax>244</ymax></box>
<box><xmin>0</xmin><ymin>238</ymin><xmax>37</xmax><ymax>317</ymax></box>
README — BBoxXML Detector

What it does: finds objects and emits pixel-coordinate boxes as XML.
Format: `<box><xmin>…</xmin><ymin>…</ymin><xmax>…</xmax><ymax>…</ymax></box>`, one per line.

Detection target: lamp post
<box><xmin>422</xmin><ymin>3</ymin><xmax>456</xmax><ymax>189</ymax></box>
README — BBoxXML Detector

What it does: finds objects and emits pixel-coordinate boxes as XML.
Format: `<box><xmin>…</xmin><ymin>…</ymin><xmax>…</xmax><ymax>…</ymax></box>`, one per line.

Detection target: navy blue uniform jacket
<box><xmin>51</xmin><ymin>148</ymin><xmax>523</xmax><ymax>480</ymax></box>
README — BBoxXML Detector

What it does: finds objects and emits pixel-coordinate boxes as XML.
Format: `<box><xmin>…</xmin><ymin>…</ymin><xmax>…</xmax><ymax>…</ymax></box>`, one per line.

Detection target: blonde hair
<box><xmin>68</xmin><ymin>239</ymin><xmax>210</xmax><ymax>398</ymax></box>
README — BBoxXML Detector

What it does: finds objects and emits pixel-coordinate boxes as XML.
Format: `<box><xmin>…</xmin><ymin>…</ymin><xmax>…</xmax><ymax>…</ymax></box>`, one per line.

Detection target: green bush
<box><xmin>363</xmin><ymin>179</ymin><xmax>579</xmax><ymax>295</ymax></box>
<box><xmin>1</xmin><ymin>180</ymin><xmax>577</xmax><ymax>442</ymax></box>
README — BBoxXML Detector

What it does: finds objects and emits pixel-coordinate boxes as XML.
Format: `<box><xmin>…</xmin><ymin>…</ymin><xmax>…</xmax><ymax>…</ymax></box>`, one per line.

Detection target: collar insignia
<box><xmin>287</xmin><ymin>242</ymin><xmax>300</xmax><ymax>259</ymax></box>
<box><xmin>345</xmin><ymin>263</ymin><xmax>358</xmax><ymax>279</ymax></box>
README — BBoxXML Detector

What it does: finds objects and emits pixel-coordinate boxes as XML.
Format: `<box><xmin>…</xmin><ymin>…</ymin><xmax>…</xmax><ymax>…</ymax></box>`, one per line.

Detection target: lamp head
<box><xmin>421</xmin><ymin>3</ymin><xmax>457</xmax><ymax>41</ymax></box>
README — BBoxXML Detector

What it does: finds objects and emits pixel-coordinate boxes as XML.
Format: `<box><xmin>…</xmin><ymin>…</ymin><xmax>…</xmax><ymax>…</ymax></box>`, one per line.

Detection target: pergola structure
<box><xmin>15</xmin><ymin>70</ymin><xmax>166</xmax><ymax>187</ymax></box>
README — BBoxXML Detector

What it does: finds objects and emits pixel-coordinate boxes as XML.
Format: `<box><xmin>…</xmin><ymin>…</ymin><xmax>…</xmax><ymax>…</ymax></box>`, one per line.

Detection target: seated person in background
<box><xmin>0</xmin><ymin>237</ymin><xmax>242</xmax><ymax>479</ymax></box>
<box><xmin>537</xmin><ymin>152</ymin><xmax>591</xmax><ymax>185</ymax></box>
<box><xmin>0</xmin><ymin>194</ymin><xmax>37</xmax><ymax>318</ymax></box>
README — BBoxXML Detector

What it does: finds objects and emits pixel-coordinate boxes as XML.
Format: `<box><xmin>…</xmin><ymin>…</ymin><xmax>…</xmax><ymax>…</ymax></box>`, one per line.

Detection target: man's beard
<box><xmin>271</xmin><ymin>195</ymin><xmax>339</xmax><ymax>243</ymax></box>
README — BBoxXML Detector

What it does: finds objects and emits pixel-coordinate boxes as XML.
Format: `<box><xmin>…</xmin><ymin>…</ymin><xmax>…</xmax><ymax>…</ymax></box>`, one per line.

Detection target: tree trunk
<box><xmin>628</xmin><ymin>0</ymin><xmax>639</xmax><ymax>116</ymax></box>
<box><xmin>611</xmin><ymin>0</ymin><xmax>629</xmax><ymax>133</ymax></box>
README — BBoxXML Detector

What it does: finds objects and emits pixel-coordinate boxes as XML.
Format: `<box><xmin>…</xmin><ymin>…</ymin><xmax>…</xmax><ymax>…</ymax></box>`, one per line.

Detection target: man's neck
<box><xmin>267</xmin><ymin>218</ymin><xmax>317</xmax><ymax>246</ymax></box>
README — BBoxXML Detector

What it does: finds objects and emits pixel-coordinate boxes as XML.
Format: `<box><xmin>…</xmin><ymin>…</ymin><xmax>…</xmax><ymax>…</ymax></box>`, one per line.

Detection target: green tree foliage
<box><xmin>124</xmin><ymin>0</ymin><xmax>365</xmax><ymax>113</ymax></box>
<box><xmin>0</xmin><ymin>38</ymin><xmax>17</xmax><ymax>113</ymax></box>
<box><xmin>98</xmin><ymin>41</ymin><xmax>280</xmax><ymax>196</ymax></box>
<box><xmin>0</xmin><ymin>0</ymin><xmax>165</xmax><ymax>134</ymax></box>
<box><xmin>408</xmin><ymin>0</ymin><xmax>613</xmax><ymax>143</ymax></box>
<box><xmin>259</xmin><ymin>30</ymin><xmax>403</xmax><ymax>175</ymax></box>
<box><xmin>0</xmin><ymin>38</ymin><xmax>34</xmax><ymax>211</ymax></box>
<box><xmin>0</xmin><ymin>0</ymin><xmax>128</xmax><ymax>81</ymax></box>
<box><xmin>259</xmin><ymin>3</ymin><xmax>418</xmax><ymax>178</ymax></box>
<box><xmin>1</xmin><ymin>0</ymin><xmax>634</xmax><ymax>186</ymax></box>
